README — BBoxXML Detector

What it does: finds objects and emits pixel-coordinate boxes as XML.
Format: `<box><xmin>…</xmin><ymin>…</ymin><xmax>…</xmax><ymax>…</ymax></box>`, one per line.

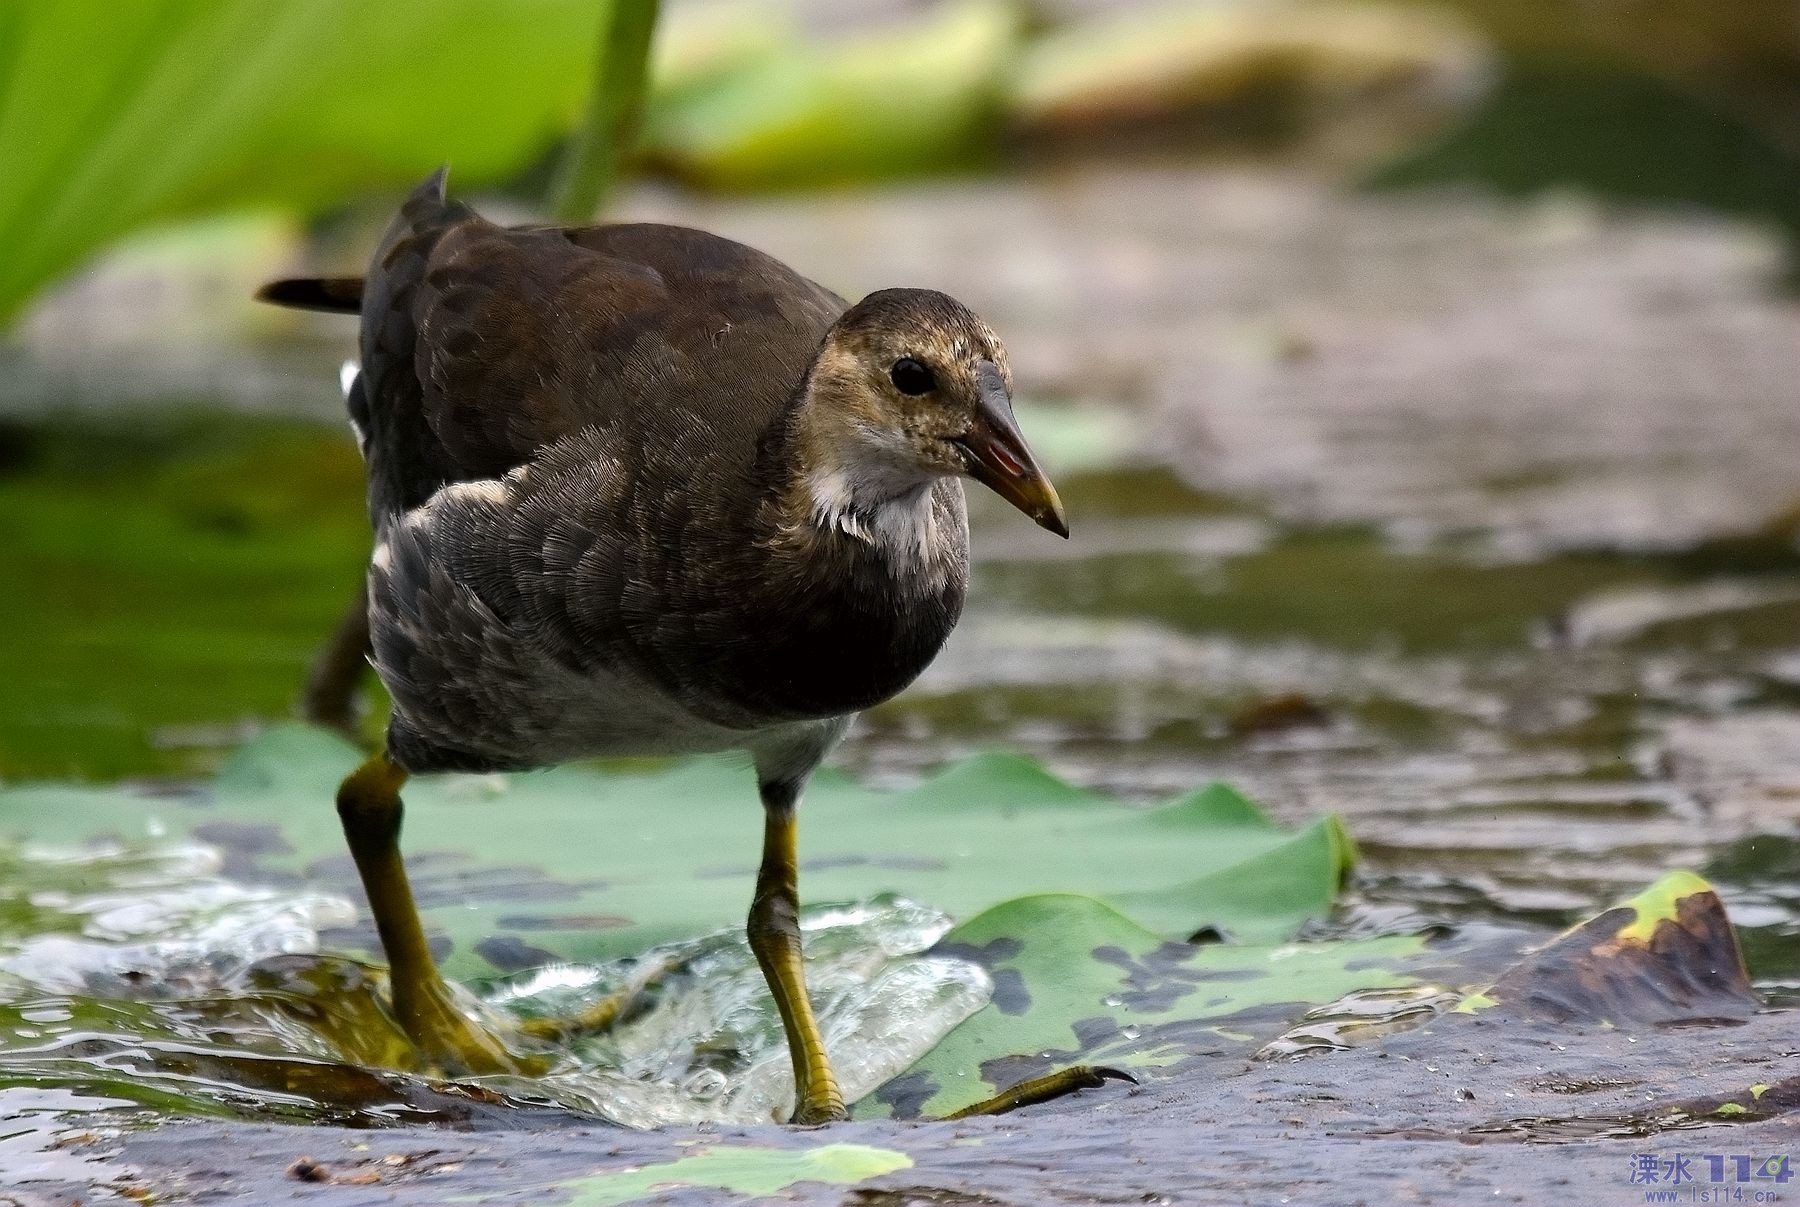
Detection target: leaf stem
<box><xmin>548</xmin><ymin>0</ymin><xmax>661</xmax><ymax>223</ymax></box>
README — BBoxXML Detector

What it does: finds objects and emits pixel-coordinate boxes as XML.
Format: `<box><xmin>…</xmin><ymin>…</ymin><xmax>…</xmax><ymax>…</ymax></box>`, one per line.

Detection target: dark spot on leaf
<box><xmin>1071</xmin><ymin>1016</ymin><xmax>1119</xmax><ymax>1047</ymax></box>
<box><xmin>1146</xmin><ymin>940</ymin><xmax>1198</xmax><ymax>967</ymax></box>
<box><xmin>935</xmin><ymin>937</ymin><xmax>1023</xmax><ymax>966</ymax></box>
<box><xmin>474</xmin><ymin>935</ymin><xmax>558</xmax><ymax>972</ymax></box>
<box><xmin>1185</xmin><ymin>925</ymin><xmax>1229</xmax><ymax>945</ymax></box>
<box><xmin>990</xmin><ymin>969</ymin><xmax>1031</xmax><ymax>1016</ymax></box>
<box><xmin>872</xmin><ymin>1070</ymin><xmax>941</xmax><ymax>1120</ymax></box>
<box><xmin>1090</xmin><ymin>942</ymin><xmax>1259</xmax><ymax>1012</ymax></box>
<box><xmin>930</xmin><ymin>937</ymin><xmax>1030</xmax><ymax>1011</ymax></box>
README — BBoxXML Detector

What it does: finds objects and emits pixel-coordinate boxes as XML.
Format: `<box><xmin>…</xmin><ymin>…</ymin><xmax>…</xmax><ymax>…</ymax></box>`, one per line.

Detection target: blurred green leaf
<box><xmin>1011</xmin><ymin>0</ymin><xmax>1484</xmax><ymax>136</ymax></box>
<box><xmin>0</xmin><ymin>0</ymin><xmax>607</xmax><ymax>323</ymax></box>
<box><xmin>0</xmin><ymin>414</ymin><xmax>370</xmax><ymax>780</ymax></box>
<box><xmin>642</xmin><ymin>0</ymin><xmax>1020</xmax><ymax>190</ymax></box>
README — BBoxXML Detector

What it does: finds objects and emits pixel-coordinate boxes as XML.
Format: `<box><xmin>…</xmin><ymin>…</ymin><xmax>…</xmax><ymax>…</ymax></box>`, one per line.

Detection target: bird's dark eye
<box><xmin>889</xmin><ymin>357</ymin><xmax>935</xmax><ymax>395</ymax></box>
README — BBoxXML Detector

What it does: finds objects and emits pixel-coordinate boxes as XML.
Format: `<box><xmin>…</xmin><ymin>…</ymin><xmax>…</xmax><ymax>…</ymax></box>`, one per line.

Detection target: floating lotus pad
<box><xmin>0</xmin><ymin>725</ymin><xmax>1355</xmax><ymax>979</ymax></box>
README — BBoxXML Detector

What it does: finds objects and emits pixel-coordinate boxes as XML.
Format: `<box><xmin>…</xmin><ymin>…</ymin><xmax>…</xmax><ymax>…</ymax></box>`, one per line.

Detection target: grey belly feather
<box><xmin>367</xmin><ymin>475</ymin><xmax>846</xmax><ymax>780</ymax></box>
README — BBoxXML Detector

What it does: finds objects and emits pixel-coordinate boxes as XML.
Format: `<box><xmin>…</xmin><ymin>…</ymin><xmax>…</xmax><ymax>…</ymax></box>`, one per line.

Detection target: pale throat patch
<box><xmin>806</xmin><ymin>463</ymin><xmax>946</xmax><ymax>577</ymax></box>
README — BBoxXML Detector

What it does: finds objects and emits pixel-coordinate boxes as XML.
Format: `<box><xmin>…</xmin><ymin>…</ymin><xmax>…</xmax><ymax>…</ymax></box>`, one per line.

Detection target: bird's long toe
<box><xmin>943</xmin><ymin>1065</ymin><xmax>1137</xmax><ymax>1119</ymax></box>
<box><xmin>393</xmin><ymin>980</ymin><xmax>524</xmax><ymax>1078</ymax></box>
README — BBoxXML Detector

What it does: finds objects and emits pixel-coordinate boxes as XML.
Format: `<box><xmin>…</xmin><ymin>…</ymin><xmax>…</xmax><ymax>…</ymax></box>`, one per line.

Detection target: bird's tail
<box><xmin>254</xmin><ymin>166</ymin><xmax>462</xmax><ymax>315</ymax></box>
<box><xmin>254</xmin><ymin>275</ymin><xmax>364</xmax><ymax>313</ymax></box>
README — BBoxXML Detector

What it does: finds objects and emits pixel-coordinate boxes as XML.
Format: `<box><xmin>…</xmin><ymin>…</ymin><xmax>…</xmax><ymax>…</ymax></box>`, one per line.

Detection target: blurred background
<box><xmin>3</xmin><ymin>0</ymin><xmax>1799</xmax><ymax>966</ymax></box>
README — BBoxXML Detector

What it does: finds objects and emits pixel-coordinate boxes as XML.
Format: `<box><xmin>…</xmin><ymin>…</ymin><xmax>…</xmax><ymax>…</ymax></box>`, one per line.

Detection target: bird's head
<box><xmin>800</xmin><ymin>287</ymin><xmax>1068</xmax><ymax>538</ymax></box>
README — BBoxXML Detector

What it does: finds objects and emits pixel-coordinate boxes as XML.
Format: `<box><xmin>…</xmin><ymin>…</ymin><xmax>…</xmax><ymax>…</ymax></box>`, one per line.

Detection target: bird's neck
<box><xmin>761</xmin><ymin>395</ymin><xmax>967</xmax><ymax>593</ymax></box>
<box><xmin>803</xmin><ymin>466</ymin><xmax>943</xmax><ymax>568</ymax></box>
<box><xmin>702</xmin><ymin>397</ymin><xmax>968</xmax><ymax>722</ymax></box>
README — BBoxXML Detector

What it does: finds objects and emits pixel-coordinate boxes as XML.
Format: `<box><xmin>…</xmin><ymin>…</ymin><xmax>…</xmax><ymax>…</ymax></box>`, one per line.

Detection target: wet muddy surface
<box><xmin>2</xmin><ymin>164</ymin><xmax>1798</xmax><ymax>1202</ymax></box>
<box><xmin>14</xmin><ymin>1006</ymin><xmax>1800</xmax><ymax>1205</ymax></box>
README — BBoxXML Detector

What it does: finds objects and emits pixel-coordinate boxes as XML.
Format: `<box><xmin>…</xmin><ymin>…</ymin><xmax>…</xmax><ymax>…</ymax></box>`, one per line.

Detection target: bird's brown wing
<box><xmin>356</xmin><ymin>171</ymin><xmax>846</xmax><ymax>517</ymax></box>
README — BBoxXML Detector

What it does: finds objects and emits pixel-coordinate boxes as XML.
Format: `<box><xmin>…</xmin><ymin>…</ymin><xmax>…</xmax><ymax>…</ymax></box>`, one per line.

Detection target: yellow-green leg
<box><xmin>748</xmin><ymin>781</ymin><xmax>846</xmax><ymax>1125</ymax></box>
<box><xmin>335</xmin><ymin>754</ymin><xmax>518</xmax><ymax>1076</ymax></box>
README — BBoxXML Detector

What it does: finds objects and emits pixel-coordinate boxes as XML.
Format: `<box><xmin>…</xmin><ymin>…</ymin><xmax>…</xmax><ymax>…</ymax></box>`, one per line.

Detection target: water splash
<box><xmin>484</xmin><ymin>896</ymin><xmax>992</xmax><ymax>1126</ymax></box>
<box><xmin>0</xmin><ymin>839</ymin><xmax>989</xmax><ymax>1129</ymax></box>
<box><xmin>0</xmin><ymin>840</ymin><xmax>354</xmax><ymax>998</ymax></box>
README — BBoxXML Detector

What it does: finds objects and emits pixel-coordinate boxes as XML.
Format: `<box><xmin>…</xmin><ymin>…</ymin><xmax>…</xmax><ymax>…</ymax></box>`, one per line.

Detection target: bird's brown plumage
<box><xmin>297</xmin><ymin>171</ymin><xmax>977</xmax><ymax>775</ymax></box>
<box><xmin>259</xmin><ymin>172</ymin><xmax>1078</xmax><ymax>1122</ymax></box>
<box><xmin>354</xmin><ymin>168</ymin><xmax>848</xmax><ymax>517</ymax></box>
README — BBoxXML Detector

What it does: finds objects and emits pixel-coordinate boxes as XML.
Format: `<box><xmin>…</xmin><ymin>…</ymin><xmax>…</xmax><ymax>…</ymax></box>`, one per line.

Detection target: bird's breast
<box><xmin>716</xmin><ymin>568</ymin><xmax>966</xmax><ymax>721</ymax></box>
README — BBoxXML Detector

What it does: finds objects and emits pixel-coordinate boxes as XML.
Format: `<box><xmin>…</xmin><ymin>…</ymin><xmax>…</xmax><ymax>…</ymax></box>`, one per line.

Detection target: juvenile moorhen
<box><xmin>260</xmin><ymin>170</ymin><xmax>1080</xmax><ymax>1124</ymax></box>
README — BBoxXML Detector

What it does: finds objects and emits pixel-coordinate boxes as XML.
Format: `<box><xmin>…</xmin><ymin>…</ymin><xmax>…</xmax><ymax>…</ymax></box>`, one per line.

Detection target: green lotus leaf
<box><xmin>0</xmin><ymin>723</ymin><xmax>1353</xmax><ymax>981</ymax></box>
<box><xmin>506</xmin><ymin>1143</ymin><xmax>911</xmax><ymax>1207</ymax></box>
<box><xmin>641</xmin><ymin>0</ymin><xmax>1017</xmax><ymax>189</ymax></box>
<box><xmin>872</xmin><ymin>892</ymin><xmax>1423</xmax><ymax>1118</ymax></box>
